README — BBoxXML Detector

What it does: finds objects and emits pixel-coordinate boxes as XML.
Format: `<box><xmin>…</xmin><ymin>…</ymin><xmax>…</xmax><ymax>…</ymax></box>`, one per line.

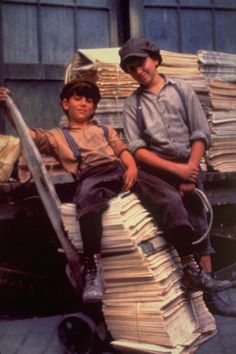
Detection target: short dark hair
<box><xmin>60</xmin><ymin>80</ymin><xmax>101</xmax><ymax>105</ymax></box>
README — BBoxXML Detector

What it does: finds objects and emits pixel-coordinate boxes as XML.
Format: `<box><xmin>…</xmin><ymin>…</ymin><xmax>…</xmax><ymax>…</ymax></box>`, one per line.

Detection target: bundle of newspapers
<box><xmin>61</xmin><ymin>192</ymin><xmax>216</xmax><ymax>354</ymax></box>
<box><xmin>198</xmin><ymin>50</ymin><xmax>236</xmax><ymax>172</ymax></box>
<box><xmin>198</xmin><ymin>50</ymin><xmax>236</xmax><ymax>82</ymax></box>
<box><xmin>159</xmin><ymin>50</ymin><xmax>210</xmax><ymax>110</ymax></box>
<box><xmin>0</xmin><ymin>135</ymin><xmax>20</xmax><ymax>182</ymax></box>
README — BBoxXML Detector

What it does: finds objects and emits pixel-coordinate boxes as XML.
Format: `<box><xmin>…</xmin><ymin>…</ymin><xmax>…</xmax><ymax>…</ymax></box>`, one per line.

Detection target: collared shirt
<box><xmin>31</xmin><ymin>120</ymin><xmax>127</xmax><ymax>177</ymax></box>
<box><xmin>123</xmin><ymin>75</ymin><xmax>211</xmax><ymax>161</ymax></box>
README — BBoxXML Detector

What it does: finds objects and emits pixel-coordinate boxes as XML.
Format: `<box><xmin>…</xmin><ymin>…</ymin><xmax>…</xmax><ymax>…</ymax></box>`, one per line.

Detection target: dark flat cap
<box><xmin>119</xmin><ymin>38</ymin><xmax>161</xmax><ymax>72</ymax></box>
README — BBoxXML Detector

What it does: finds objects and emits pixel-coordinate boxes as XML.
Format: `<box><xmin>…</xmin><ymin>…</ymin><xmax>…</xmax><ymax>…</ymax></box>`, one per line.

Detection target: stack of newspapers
<box><xmin>198</xmin><ymin>50</ymin><xmax>236</xmax><ymax>172</ymax></box>
<box><xmin>0</xmin><ymin>135</ymin><xmax>20</xmax><ymax>182</ymax></box>
<box><xmin>60</xmin><ymin>193</ymin><xmax>162</xmax><ymax>255</ymax></box>
<box><xmin>207</xmin><ymin>110</ymin><xmax>236</xmax><ymax>172</ymax></box>
<box><xmin>208</xmin><ymin>80</ymin><xmax>236</xmax><ymax>110</ymax></box>
<box><xmin>61</xmin><ymin>192</ymin><xmax>216</xmax><ymax>354</ymax></box>
<box><xmin>198</xmin><ymin>50</ymin><xmax>236</xmax><ymax>82</ymax></box>
<box><xmin>159</xmin><ymin>50</ymin><xmax>210</xmax><ymax>110</ymax></box>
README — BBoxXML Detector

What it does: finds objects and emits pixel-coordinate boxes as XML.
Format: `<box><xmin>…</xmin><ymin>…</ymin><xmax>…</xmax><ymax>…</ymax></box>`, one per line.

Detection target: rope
<box><xmin>136</xmin><ymin>302</ymin><xmax>142</xmax><ymax>342</ymax></box>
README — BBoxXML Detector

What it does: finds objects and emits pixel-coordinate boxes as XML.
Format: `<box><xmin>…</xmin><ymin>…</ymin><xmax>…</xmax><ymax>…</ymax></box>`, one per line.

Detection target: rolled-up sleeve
<box><xmin>183</xmin><ymin>82</ymin><xmax>211</xmax><ymax>149</ymax></box>
<box><xmin>123</xmin><ymin>95</ymin><xmax>147</xmax><ymax>154</ymax></box>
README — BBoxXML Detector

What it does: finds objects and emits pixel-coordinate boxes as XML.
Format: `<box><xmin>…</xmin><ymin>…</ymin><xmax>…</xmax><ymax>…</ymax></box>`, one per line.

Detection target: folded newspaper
<box><xmin>0</xmin><ymin>134</ymin><xmax>20</xmax><ymax>182</ymax></box>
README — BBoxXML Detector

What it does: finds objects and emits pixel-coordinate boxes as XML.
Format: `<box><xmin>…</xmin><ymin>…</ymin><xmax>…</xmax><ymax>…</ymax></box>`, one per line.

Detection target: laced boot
<box><xmin>181</xmin><ymin>255</ymin><xmax>232</xmax><ymax>293</ymax></box>
<box><xmin>82</xmin><ymin>253</ymin><xmax>104</xmax><ymax>303</ymax></box>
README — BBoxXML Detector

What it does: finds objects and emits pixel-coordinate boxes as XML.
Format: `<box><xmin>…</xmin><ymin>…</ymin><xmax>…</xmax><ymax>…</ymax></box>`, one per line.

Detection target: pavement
<box><xmin>0</xmin><ymin>314</ymin><xmax>64</xmax><ymax>354</ymax></box>
<box><xmin>0</xmin><ymin>288</ymin><xmax>236</xmax><ymax>354</ymax></box>
<box><xmin>196</xmin><ymin>286</ymin><xmax>236</xmax><ymax>354</ymax></box>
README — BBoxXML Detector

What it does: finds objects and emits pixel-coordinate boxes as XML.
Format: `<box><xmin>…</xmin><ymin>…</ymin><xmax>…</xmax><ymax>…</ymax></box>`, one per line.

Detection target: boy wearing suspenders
<box><xmin>118</xmin><ymin>38</ymin><xmax>235</xmax><ymax>315</ymax></box>
<box><xmin>0</xmin><ymin>81</ymin><xmax>138</xmax><ymax>303</ymax></box>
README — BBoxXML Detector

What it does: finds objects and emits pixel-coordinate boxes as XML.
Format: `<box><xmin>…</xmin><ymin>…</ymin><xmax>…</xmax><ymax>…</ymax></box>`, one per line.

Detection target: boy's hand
<box><xmin>0</xmin><ymin>87</ymin><xmax>18</xmax><ymax>130</ymax></box>
<box><xmin>122</xmin><ymin>166</ymin><xmax>138</xmax><ymax>192</ymax></box>
<box><xmin>174</xmin><ymin>163</ymin><xmax>199</xmax><ymax>182</ymax></box>
<box><xmin>0</xmin><ymin>87</ymin><xmax>11</xmax><ymax>102</ymax></box>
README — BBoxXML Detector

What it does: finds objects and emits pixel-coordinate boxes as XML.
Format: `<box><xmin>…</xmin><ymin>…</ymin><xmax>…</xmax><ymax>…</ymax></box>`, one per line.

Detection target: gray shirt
<box><xmin>123</xmin><ymin>76</ymin><xmax>211</xmax><ymax>161</ymax></box>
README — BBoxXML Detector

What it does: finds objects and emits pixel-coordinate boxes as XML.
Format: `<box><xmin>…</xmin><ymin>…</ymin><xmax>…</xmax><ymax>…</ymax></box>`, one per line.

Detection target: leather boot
<box><xmin>203</xmin><ymin>292</ymin><xmax>236</xmax><ymax>317</ymax></box>
<box><xmin>181</xmin><ymin>255</ymin><xmax>232</xmax><ymax>293</ymax></box>
<box><xmin>82</xmin><ymin>253</ymin><xmax>104</xmax><ymax>303</ymax></box>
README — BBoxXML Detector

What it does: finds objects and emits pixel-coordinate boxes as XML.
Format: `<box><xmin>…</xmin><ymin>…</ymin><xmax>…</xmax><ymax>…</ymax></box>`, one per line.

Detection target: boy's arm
<box><xmin>134</xmin><ymin>147</ymin><xmax>199</xmax><ymax>183</ymax></box>
<box><xmin>119</xmin><ymin>149</ymin><xmax>138</xmax><ymax>192</ymax></box>
<box><xmin>178</xmin><ymin>139</ymin><xmax>206</xmax><ymax>196</ymax></box>
<box><xmin>188</xmin><ymin>140</ymin><xmax>206</xmax><ymax>170</ymax></box>
<box><xmin>105</xmin><ymin>126</ymin><xmax>138</xmax><ymax>191</ymax></box>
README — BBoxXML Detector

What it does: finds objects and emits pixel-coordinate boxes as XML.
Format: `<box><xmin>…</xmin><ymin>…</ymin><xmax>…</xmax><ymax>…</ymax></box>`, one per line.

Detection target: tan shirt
<box><xmin>31</xmin><ymin>121</ymin><xmax>127</xmax><ymax>177</ymax></box>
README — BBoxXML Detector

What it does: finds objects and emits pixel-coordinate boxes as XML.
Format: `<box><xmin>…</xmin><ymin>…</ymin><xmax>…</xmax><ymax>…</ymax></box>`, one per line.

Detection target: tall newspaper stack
<box><xmin>61</xmin><ymin>193</ymin><xmax>216</xmax><ymax>354</ymax></box>
<box><xmin>198</xmin><ymin>50</ymin><xmax>236</xmax><ymax>172</ymax></box>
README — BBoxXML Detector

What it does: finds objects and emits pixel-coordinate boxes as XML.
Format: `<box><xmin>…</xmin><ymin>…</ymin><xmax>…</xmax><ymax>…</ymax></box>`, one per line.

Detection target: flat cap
<box><xmin>119</xmin><ymin>38</ymin><xmax>162</xmax><ymax>72</ymax></box>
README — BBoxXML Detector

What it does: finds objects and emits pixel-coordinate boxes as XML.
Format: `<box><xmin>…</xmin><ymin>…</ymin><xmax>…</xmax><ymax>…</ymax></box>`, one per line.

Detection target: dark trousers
<box><xmin>134</xmin><ymin>167</ymin><xmax>214</xmax><ymax>257</ymax></box>
<box><xmin>73</xmin><ymin>161</ymin><xmax>124</xmax><ymax>255</ymax></box>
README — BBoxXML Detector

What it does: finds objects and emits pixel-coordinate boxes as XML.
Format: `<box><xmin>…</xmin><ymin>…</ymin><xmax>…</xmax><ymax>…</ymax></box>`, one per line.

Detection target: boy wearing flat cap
<box><xmin>118</xmin><ymin>38</ymin><xmax>235</xmax><ymax>311</ymax></box>
<box><xmin>0</xmin><ymin>81</ymin><xmax>138</xmax><ymax>304</ymax></box>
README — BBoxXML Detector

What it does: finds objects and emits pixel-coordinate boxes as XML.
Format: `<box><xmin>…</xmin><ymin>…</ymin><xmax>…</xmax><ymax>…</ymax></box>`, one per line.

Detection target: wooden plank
<box><xmin>4</xmin><ymin>64</ymin><xmax>64</xmax><ymax>80</ymax></box>
<box><xmin>4</xmin><ymin>80</ymin><xmax>63</xmax><ymax>136</ymax></box>
<box><xmin>76</xmin><ymin>8</ymin><xmax>110</xmax><ymax>48</ymax></box>
<box><xmin>205</xmin><ymin>171</ymin><xmax>236</xmax><ymax>182</ymax></box>
<box><xmin>3</xmin><ymin>4</ymin><xmax>38</xmax><ymax>64</ymax></box>
<box><xmin>129</xmin><ymin>0</ymin><xmax>145</xmax><ymax>38</ymax></box>
<box><xmin>206</xmin><ymin>188</ymin><xmax>236</xmax><ymax>206</ymax></box>
<box><xmin>5</xmin><ymin>96</ymin><xmax>82</xmax><ymax>292</ymax></box>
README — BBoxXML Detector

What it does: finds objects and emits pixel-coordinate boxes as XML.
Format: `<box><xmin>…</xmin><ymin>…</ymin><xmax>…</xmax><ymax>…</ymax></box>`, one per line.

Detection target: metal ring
<box><xmin>192</xmin><ymin>188</ymin><xmax>213</xmax><ymax>245</ymax></box>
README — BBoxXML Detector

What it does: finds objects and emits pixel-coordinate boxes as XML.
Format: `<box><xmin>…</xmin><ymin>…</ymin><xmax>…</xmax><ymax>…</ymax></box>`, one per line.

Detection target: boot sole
<box><xmin>83</xmin><ymin>296</ymin><xmax>103</xmax><ymax>303</ymax></box>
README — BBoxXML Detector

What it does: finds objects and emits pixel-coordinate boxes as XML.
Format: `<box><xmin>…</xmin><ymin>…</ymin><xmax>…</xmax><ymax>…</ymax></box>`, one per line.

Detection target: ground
<box><xmin>0</xmin><ymin>287</ymin><xmax>235</xmax><ymax>354</ymax></box>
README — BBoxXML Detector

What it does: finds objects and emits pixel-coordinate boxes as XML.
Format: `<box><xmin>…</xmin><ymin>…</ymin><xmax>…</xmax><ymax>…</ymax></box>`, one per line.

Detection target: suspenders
<box><xmin>135</xmin><ymin>83</ymin><xmax>189</xmax><ymax>144</ymax></box>
<box><xmin>62</xmin><ymin>127</ymin><xmax>83</xmax><ymax>164</ymax></box>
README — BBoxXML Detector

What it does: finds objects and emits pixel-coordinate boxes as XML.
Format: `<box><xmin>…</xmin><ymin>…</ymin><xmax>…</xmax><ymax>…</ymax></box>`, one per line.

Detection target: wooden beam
<box><xmin>129</xmin><ymin>0</ymin><xmax>145</xmax><ymax>38</ymax></box>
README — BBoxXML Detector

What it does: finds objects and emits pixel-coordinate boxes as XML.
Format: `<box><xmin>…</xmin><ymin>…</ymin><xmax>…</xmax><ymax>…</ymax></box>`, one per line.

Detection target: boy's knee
<box><xmin>167</xmin><ymin>191</ymin><xmax>183</xmax><ymax>211</ymax></box>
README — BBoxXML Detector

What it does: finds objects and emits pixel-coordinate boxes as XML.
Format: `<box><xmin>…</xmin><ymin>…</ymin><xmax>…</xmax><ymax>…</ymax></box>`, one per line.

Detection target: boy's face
<box><xmin>61</xmin><ymin>94</ymin><xmax>96</xmax><ymax>125</ymax></box>
<box><xmin>125</xmin><ymin>56</ymin><xmax>159</xmax><ymax>87</ymax></box>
